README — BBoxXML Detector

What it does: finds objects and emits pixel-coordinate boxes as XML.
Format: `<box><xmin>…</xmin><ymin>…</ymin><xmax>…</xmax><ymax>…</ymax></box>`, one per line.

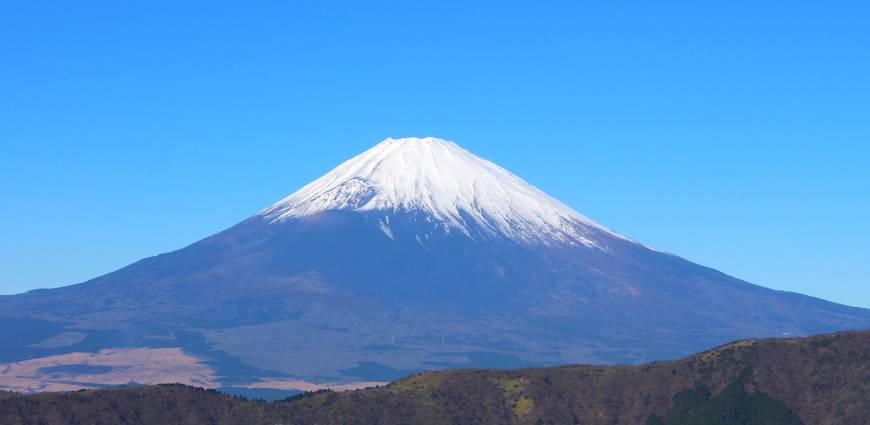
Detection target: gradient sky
<box><xmin>1</xmin><ymin>1</ymin><xmax>868</xmax><ymax>307</ymax></box>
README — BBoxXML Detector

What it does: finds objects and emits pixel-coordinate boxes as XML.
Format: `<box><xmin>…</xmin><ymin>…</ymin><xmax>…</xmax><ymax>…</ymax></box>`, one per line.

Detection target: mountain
<box><xmin>3</xmin><ymin>330</ymin><xmax>869</xmax><ymax>425</ymax></box>
<box><xmin>1</xmin><ymin>137</ymin><xmax>868</xmax><ymax>391</ymax></box>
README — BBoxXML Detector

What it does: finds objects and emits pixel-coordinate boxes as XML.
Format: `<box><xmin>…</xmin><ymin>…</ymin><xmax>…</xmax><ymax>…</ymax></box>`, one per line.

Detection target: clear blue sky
<box><xmin>1</xmin><ymin>1</ymin><xmax>868</xmax><ymax>307</ymax></box>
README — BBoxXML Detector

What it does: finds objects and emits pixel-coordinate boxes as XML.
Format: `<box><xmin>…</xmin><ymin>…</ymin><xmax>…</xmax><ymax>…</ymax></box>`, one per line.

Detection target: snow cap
<box><xmin>261</xmin><ymin>137</ymin><xmax>628</xmax><ymax>245</ymax></box>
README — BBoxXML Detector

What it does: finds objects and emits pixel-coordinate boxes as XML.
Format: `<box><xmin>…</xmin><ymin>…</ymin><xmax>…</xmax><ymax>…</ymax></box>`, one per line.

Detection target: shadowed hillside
<box><xmin>1</xmin><ymin>331</ymin><xmax>868</xmax><ymax>425</ymax></box>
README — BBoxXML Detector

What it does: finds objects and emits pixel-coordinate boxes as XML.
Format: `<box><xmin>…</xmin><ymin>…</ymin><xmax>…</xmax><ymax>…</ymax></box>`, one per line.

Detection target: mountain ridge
<box><xmin>2</xmin><ymin>330</ymin><xmax>868</xmax><ymax>424</ymax></box>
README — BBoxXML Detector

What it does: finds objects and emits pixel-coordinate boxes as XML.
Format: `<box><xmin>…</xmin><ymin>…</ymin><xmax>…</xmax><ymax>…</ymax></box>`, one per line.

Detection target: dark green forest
<box><xmin>646</xmin><ymin>368</ymin><xmax>802</xmax><ymax>425</ymax></box>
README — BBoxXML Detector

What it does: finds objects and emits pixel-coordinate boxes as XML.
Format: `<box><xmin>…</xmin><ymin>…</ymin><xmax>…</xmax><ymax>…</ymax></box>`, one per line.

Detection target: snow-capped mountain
<box><xmin>262</xmin><ymin>137</ymin><xmax>625</xmax><ymax>247</ymax></box>
<box><xmin>1</xmin><ymin>137</ymin><xmax>869</xmax><ymax>391</ymax></box>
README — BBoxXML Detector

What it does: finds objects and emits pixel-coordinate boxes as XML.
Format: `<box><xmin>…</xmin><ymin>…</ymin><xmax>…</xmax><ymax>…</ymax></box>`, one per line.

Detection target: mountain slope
<box><xmin>1</xmin><ymin>137</ymin><xmax>868</xmax><ymax>388</ymax></box>
<box><xmin>2</xmin><ymin>331</ymin><xmax>868</xmax><ymax>425</ymax></box>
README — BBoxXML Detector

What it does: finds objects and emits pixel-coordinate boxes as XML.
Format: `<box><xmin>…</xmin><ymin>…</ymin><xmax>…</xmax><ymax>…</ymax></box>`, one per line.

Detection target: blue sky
<box><xmin>1</xmin><ymin>1</ymin><xmax>868</xmax><ymax>307</ymax></box>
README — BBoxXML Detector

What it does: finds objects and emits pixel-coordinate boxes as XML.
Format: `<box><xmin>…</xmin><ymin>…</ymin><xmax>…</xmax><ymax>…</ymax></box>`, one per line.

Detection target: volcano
<box><xmin>2</xmin><ymin>137</ymin><xmax>868</xmax><ymax>390</ymax></box>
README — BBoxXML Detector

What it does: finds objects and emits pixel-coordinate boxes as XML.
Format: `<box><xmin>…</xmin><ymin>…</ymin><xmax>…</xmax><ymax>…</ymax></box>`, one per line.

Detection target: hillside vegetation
<box><xmin>1</xmin><ymin>330</ymin><xmax>868</xmax><ymax>425</ymax></box>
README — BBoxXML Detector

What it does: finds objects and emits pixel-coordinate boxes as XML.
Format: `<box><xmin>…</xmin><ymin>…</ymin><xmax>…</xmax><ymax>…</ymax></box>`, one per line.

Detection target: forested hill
<box><xmin>2</xmin><ymin>330</ymin><xmax>868</xmax><ymax>425</ymax></box>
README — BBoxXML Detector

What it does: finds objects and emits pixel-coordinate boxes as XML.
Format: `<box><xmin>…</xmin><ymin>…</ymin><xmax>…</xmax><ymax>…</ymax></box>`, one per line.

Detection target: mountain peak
<box><xmin>385</xmin><ymin>136</ymin><xmax>452</xmax><ymax>143</ymax></box>
<box><xmin>261</xmin><ymin>137</ymin><xmax>627</xmax><ymax>246</ymax></box>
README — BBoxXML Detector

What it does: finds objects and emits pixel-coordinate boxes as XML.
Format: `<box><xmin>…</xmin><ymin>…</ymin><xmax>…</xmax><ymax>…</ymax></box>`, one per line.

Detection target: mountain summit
<box><xmin>263</xmin><ymin>137</ymin><xmax>622</xmax><ymax>246</ymax></box>
<box><xmin>1</xmin><ymin>137</ymin><xmax>869</xmax><ymax>391</ymax></box>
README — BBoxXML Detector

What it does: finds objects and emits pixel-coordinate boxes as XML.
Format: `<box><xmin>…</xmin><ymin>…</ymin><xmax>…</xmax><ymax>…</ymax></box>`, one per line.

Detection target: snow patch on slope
<box><xmin>261</xmin><ymin>137</ymin><xmax>632</xmax><ymax>246</ymax></box>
